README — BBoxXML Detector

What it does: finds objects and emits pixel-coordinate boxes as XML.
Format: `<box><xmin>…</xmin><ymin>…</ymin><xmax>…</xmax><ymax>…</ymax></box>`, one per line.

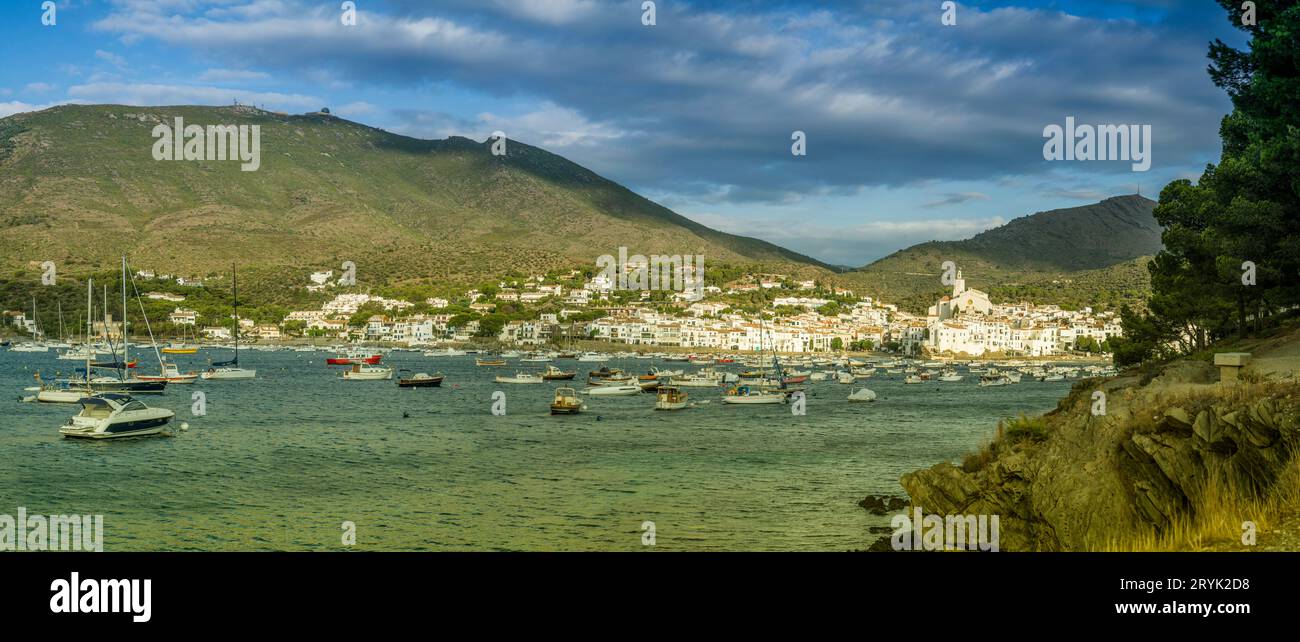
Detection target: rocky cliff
<box><xmin>899</xmin><ymin>355</ymin><xmax>1300</xmax><ymax>551</ymax></box>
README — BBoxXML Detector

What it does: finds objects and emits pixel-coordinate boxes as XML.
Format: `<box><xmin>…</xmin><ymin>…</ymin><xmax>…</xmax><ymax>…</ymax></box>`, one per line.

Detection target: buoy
<box><xmin>180</xmin><ymin>422</ymin><xmax>189</xmax><ymax>430</ymax></box>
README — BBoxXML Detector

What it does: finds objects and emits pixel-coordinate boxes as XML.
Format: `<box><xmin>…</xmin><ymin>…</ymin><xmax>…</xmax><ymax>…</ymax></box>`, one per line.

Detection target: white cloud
<box><xmin>95</xmin><ymin>49</ymin><xmax>129</xmax><ymax>69</ymax></box>
<box><xmin>24</xmin><ymin>82</ymin><xmax>56</xmax><ymax>93</ymax></box>
<box><xmin>0</xmin><ymin>100</ymin><xmax>70</xmax><ymax>119</ymax></box>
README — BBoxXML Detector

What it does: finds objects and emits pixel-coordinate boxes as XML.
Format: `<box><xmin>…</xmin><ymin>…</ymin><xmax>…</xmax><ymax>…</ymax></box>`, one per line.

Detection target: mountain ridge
<box><xmin>0</xmin><ymin>104</ymin><xmax>833</xmax><ymax>286</ymax></box>
<box><xmin>841</xmin><ymin>195</ymin><xmax>1160</xmax><ymax>313</ymax></box>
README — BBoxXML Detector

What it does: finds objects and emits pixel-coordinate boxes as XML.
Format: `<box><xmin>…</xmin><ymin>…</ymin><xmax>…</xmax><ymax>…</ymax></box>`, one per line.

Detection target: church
<box><xmin>927</xmin><ymin>269</ymin><xmax>992</xmax><ymax>322</ymax></box>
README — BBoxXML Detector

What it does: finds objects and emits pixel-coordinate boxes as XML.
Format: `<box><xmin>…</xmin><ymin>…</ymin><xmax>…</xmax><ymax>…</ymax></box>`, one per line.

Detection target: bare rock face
<box><xmin>900</xmin><ymin>361</ymin><xmax>1300</xmax><ymax>551</ymax></box>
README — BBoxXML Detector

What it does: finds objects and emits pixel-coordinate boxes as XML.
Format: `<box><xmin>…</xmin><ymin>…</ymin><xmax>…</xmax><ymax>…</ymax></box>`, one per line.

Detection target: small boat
<box><xmin>57</xmin><ymin>346</ymin><xmax>101</xmax><ymax>361</ymax></box>
<box><xmin>903</xmin><ymin>375</ymin><xmax>924</xmax><ymax>385</ymax></box>
<box><xmin>425</xmin><ymin>347</ymin><xmax>466</xmax><ymax>357</ymax></box>
<box><xmin>136</xmin><ymin>361</ymin><xmax>199</xmax><ymax>384</ymax></box>
<box><xmin>58</xmin><ymin>394</ymin><xmax>173</xmax><ymax>440</ymax></box>
<box><xmin>495</xmin><ymin>372</ymin><xmax>544</xmax><ymax>384</ymax></box>
<box><xmin>550</xmin><ymin>387</ymin><xmax>584</xmax><ymax>414</ymax></box>
<box><xmin>654</xmin><ymin>386</ymin><xmax>690</xmax><ymax>410</ymax></box>
<box><xmin>939</xmin><ymin>371</ymin><xmax>964</xmax><ymax>383</ymax></box>
<box><xmin>200</xmin><ymin>266</ymin><xmax>255</xmax><ymax>380</ymax></box>
<box><xmin>161</xmin><ymin>343</ymin><xmax>199</xmax><ymax>355</ymax></box>
<box><xmin>327</xmin><ymin>350</ymin><xmax>382</xmax><ymax>365</ymax></box>
<box><xmin>341</xmin><ymin>364</ymin><xmax>394</xmax><ymax>380</ymax></box>
<box><xmin>637</xmin><ymin>367</ymin><xmax>683</xmax><ymax>381</ymax></box>
<box><xmin>576</xmin><ymin>352</ymin><xmax>608</xmax><ymax>362</ymax></box>
<box><xmin>397</xmin><ymin>371</ymin><xmax>444</xmax><ymax>388</ymax></box>
<box><xmin>476</xmin><ymin>357</ymin><xmax>507</xmax><ymax>367</ymax></box>
<box><xmin>588</xmin><ymin>366</ymin><xmax>623</xmax><ymax>378</ymax></box>
<box><xmin>521</xmin><ymin>353</ymin><xmax>553</xmax><ymax>363</ymax></box>
<box><xmin>582</xmin><ymin>384</ymin><xmax>641</xmax><ymax>396</ymax></box>
<box><xmin>541</xmin><ymin>365</ymin><xmax>576</xmax><ymax>381</ymax></box>
<box><xmin>837</xmin><ymin>372</ymin><xmax>856</xmax><ymax>384</ymax></box>
<box><xmin>721</xmin><ymin>385</ymin><xmax>785</xmax><ymax>404</ymax></box>
<box><xmin>847</xmin><ymin>388</ymin><xmax>877</xmax><ymax>402</ymax></box>
<box><xmin>782</xmin><ymin>375</ymin><xmax>809</xmax><ymax>385</ymax></box>
<box><xmin>10</xmin><ymin>343</ymin><xmax>50</xmax><ymax>352</ymax></box>
<box><xmin>979</xmin><ymin>375</ymin><xmax>1011</xmax><ymax>387</ymax></box>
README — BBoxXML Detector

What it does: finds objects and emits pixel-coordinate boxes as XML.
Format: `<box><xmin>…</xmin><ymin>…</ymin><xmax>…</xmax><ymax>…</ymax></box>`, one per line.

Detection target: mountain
<box><xmin>841</xmin><ymin>195</ymin><xmax>1161</xmax><ymax>313</ymax></box>
<box><xmin>0</xmin><ymin>104</ymin><xmax>832</xmax><ymax>289</ymax></box>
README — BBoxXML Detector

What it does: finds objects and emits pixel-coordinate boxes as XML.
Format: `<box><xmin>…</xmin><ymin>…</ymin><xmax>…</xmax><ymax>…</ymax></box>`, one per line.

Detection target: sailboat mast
<box><xmin>85</xmin><ymin>278</ymin><xmax>93</xmax><ymax>390</ymax></box>
<box><xmin>233</xmin><ymin>265</ymin><xmax>239</xmax><ymax>363</ymax></box>
<box><xmin>121</xmin><ymin>256</ymin><xmax>128</xmax><ymax>369</ymax></box>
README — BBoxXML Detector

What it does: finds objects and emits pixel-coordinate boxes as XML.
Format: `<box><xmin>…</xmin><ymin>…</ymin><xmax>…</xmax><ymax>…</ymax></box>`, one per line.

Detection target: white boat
<box><xmin>10</xmin><ymin>343</ymin><xmax>49</xmax><ymax>352</ymax></box>
<box><xmin>721</xmin><ymin>385</ymin><xmax>785</xmax><ymax>404</ymax></box>
<box><xmin>836</xmin><ymin>371</ymin><xmax>856</xmax><ymax>384</ymax></box>
<box><xmin>979</xmin><ymin>375</ymin><xmax>1011</xmax><ymax>387</ymax></box>
<box><xmin>847</xmin><ymin>387</ymin><xmax>877</xmax><ymax>402</ymax></box>
<box><xmin>809</xmin><ymin>371</ymin><xmax>830</xmax><ymax>382</ymax></box>
<box><xmin>654</xmin><ymin>386</ymin><xmax>690</xmax><ymax>410</ymax></box>
<box><xmin>582</xmin><ymin>384</ymin><xmax>640</xmax><ymax>396</ymax></box>
<box><xmin>58</xmin><ymin>394</ymin><xmax>173</xmax><ymax>440</ymax></box>
<box><xmin>495</xmin><ymin>372</ymin><xmax>544</xmax><ymax>384</ymax></box>
<box><xmin>136</xmin><ymin>361</ymin><xmax>199</xmax><ymax>385</ymax></box>
<box><xmin>939</xmin><ymin>372</ymin><xmax>964</xmax><ymax>383</ymax></box>
<box><xmin>340</xmin><ymin>364</ymin><xmax>394</xmax><ymax>380</ymax></box>
<box><xmin>576</xmin><ymin>352</ymin><xmax>609</xmax><ymax>362</ymax></box>
<box><xmin>425</xmin><ymin>347</ymin><xmax>467</xmax><ymax>357</ymax></box>
<box><xmin>1006</xmin><ymin>372</ymin><xmax>1022</xmax><ymax>384</ymax></box>
<box><xmin>57</xmin><ymin>346</ymin><xmax>100</xmax><ymax>361</ymax></box>
<box><xmin>200</xmin><ymin>266</ymin><xmax>256</xmax><ymax>380</ymax></box>
<box><xmin>903</xmin><ymin>375</ymin><xmax>924</xmax><ymax>385</ymax></box>
<box><xmin>202</xmin><ymin>366</ymin><xmax>257</xmax><ymax>380</ymax></box>
<box><xmin>520</xmin><ymin>353</ymin><xmax>553</xmax><ymax>363</ymax></box>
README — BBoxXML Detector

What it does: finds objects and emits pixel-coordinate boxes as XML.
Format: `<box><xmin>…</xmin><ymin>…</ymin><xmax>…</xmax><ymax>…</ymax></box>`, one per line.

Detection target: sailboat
<box><xmin>12</xmin><ymin>297</ymin><xmax>50</xmax><ymax>351</ymax></box>
<box><xmin>201</xmin><ymin>266</ymin><xmax>257</xmax><ymax>380</ymax></box>
<box><xmin>34</xmin><ymin>280</ymin><xmax>98</xmax><ymax>403</ymax></box>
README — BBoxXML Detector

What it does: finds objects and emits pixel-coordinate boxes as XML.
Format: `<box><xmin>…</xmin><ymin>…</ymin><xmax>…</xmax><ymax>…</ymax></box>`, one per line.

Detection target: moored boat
<box><xmin>58</xmin><ymin>394</ymin><xmax>173</xmax><ymax>440</ymax></box>
<box><xmin>397</xmin><ymin>371</ymin><xmax>444</xmax><ymax>387</ymax></box>
<box><xmin>495</xmin><ymin>371</ymin><xmax>544</xmax><ymax>384</ymax></box>
<box><xmin>654</xmin><ymin>386</ymin><xmax>690</xmax><ymax>410</ymax></box>
<box><xmin>550</xmin><ymin>387</ymin><xmax>584</xmax><ymax>414</ymax></box>
<box><xmin>541</xmin><ymin>365</ymin><xmax>576</xmax><ymax>381</ymax></box>
<box><xmin>340</xmin><ymin>363</ymin><xmax>394</xmax><ymax>380</ymax></box>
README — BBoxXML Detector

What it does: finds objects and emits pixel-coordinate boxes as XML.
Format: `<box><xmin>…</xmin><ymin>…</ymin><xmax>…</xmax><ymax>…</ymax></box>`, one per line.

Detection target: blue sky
<box><xmin>0</xmin><ymin>0</ymin><xmax>1246</xmax><ymax>266</ymax></box>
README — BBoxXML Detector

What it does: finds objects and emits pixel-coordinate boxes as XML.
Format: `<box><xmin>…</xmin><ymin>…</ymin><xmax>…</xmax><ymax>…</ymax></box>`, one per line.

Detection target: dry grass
<box><xmin>1094</xmin><ymin>452</ymin><xmax>1300</xmax><ymax>552</ymax></box>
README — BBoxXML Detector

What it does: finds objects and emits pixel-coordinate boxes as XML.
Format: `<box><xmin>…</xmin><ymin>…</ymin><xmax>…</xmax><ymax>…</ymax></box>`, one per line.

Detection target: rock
<box><xmin>1159</xmin><ymin>407</ymin><xmax>1193</xmax><ymax>433</ymax></box>
<box><xmin>857</xmin><ymin>494</ymin><xmax>909</xmax><ymax>515</ymax></box>
<box><xmin>864</xmin><ymin>535</ymin><xmax>896</xmax><ymax>552</ymax></box>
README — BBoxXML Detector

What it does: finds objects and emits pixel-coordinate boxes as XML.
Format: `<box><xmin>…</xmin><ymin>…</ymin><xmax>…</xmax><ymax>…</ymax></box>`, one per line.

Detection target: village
<box><xmin>6</xmin><ymin>264</ymin><xmax>1121</xmax><ymax>358</ymax></box>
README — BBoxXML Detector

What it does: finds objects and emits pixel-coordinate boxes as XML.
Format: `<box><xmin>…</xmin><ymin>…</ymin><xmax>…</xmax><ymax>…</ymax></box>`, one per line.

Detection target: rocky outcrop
<box><xmin>900</xmin><ymin>360</ymin><xmax>1300</xmax><ymax>551</ymax></box>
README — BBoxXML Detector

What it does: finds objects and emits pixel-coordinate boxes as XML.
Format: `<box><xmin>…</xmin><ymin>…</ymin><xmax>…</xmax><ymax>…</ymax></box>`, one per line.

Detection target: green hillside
<box><xmin>0</xmin><ymin>104</ymin><xmax>832</xmax><ymax>289</ymax></box>
<box><xmin>841</xmin><ymin>195</ymin><xmax>1160</xmax><ymax>313</ymax></box>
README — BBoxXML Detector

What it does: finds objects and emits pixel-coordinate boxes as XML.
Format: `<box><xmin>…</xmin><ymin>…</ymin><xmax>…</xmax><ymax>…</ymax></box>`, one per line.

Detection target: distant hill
<box><xmin>841</xmin><ymin>195</ymin><xmax>1160</xmax><ymax>313</ymax></box>
<box><xmin>0</xmin><ymin>104</ymin><xmax>832</xmax><ymax>289</ymax></box>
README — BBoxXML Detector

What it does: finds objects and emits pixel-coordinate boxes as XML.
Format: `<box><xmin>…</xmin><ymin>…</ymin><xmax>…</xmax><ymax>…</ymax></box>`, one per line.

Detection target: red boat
<box><xmin>326</xmin><ymin>352</ymin><xmax>382</xmax><ymax>365</ymax></box>
<box><xmin>782</xmin><ymin>375</ymin><xmax>809</xmax><ymax>385</ymax></box>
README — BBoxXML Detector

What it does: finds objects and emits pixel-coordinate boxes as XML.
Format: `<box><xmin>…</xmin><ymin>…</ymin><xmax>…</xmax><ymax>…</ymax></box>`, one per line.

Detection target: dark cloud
<box><xmin>93</xmin><ymin>0</ymin><xmax>1238</xmax><ymax>207</ymax></box>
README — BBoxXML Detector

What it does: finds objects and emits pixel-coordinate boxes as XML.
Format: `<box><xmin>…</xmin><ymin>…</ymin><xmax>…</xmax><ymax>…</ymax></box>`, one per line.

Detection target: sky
<box><xmin>0</xmin><ymin>0</ymin><xmax>1247</xmax><ymax>266</ymax></box>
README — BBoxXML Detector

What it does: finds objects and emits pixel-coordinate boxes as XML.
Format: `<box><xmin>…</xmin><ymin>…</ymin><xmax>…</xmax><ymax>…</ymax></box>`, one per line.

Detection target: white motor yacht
<box><xmin>59</xmin><ymin>394</ymin><xmax>174</xmax><ymax>439</ymax></box>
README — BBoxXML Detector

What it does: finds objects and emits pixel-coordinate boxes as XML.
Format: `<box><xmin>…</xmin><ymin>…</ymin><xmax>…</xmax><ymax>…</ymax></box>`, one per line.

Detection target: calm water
<box><xmin>0</xmin><ymin>350</ymin><xmax>1075</xmax><ymax>551</ymax></box>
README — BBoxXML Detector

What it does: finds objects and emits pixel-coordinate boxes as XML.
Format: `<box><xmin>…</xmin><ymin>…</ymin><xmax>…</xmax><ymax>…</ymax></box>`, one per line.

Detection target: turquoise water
<box><xmin>0</xmin><ymin>351</ymin><xmax>1074</xmax><ymax>551</ymax></box>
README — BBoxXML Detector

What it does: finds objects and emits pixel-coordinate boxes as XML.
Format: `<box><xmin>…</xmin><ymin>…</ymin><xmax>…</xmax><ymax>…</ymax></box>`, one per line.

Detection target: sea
<box><xmin>0</xmin><ymin>349</ymin><xmax>1077</xmax><ymax>551</ymax></box>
